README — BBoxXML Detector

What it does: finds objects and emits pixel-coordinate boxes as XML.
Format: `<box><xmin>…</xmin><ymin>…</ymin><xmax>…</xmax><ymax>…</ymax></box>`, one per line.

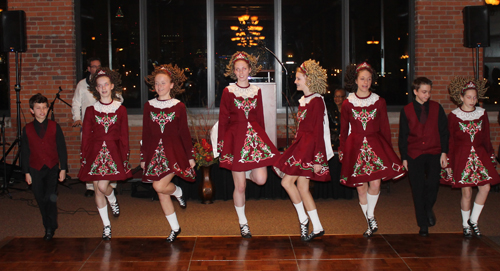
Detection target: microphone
<box><xmin>258</xmin><ymin>41</ymin><xmax>287</xmax><ymax>75</ymax></box>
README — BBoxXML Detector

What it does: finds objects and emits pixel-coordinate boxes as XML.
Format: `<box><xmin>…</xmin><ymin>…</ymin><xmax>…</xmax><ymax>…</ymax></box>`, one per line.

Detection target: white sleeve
<box><xmin>72</xmin><ymin>80</ymin><xmax>85</xmax><ymax>121</ymax></box>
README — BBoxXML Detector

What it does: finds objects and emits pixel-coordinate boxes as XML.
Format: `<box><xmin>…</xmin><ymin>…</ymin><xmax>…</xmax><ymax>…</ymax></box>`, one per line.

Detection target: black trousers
<box><xmin>29</xmin><ymin>165</ymin><xmax>59</xmax><ymax>230</ymax></box>
<box><xmin>407</xmin><ymin>154</ymin><xmax>441</xmax><ymax>228</ymax></box>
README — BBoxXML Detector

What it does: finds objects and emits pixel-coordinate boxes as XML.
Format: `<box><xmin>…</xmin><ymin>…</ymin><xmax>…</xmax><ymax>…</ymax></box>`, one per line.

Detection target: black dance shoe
<box><xmin>110</xmin><ymin>200</ymin><xmax>120</xmax><ymax>217</ymax></box>
<box><xmin>173</xmin><ymin>187</ymin><xmax>186</xmax><ymax>209</ymax></box>
<box><xmin>240</xmin><ymin>224</ymin><xmax>252</xmax><ymax>238</ymax></box>
<box><xmin>463</xmin><ymin>226</ymin><xmax>472</xmax><ymax>238</ymax></box>
<box><xmin>174</xmin><ymin>194</ymin><xmax>186</xmax><ymax>209</ymax></box>
<box><xmin>367</xmin><ymin>216</ymin><xmax>378</xmax><ymax>233</ymax></box>
<box><xmin>304</xmin><ymin>230</ymin><xmax>325</xmax><ymax>242</ymax></box>
<box><xmin>166</xmin><ymin>228</ymin><xmax>181</xmax><ymax>243</ymax></box>
<box><xmin>102</xmin><ymin>225</ymin><xmax>112</xmax><ymax>240</ymax></box>
<box><xmin>300</xmin><ymin>219</ymin><xmax>309</xmax><ymax>241</ymax></box>
<box><xmin>467</xmin><ymin>220</ymin><xmax>481</xmax><ymax>238</ymax></box>
<box><xmin>363</xmin><ymin>227</ymin><xmax>373</xmax><ymax>238</ymax></box>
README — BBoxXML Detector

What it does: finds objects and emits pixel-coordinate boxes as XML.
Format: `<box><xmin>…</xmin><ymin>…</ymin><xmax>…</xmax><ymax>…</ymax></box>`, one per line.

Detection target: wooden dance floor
<box><xmin>1</xmin><ymin>233</ymin><xmax>500</xmax><ymax>270</ymax></box>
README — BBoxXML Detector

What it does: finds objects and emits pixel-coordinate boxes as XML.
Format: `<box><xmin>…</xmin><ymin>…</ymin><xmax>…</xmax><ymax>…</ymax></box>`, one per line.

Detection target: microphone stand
<box><xmin>259</xmin><ymin>44</ymin><xmax>291</xmax><ymax>148</ymax></box>
<box><xmin>47</xmin><ymin>86</ymin><xmax>74</xmax><ymax>187</ymax></box>
<box><xmin>48</xmin><ymin>87</ymin><xmax>72</xmax><ymax>121</ymax></box>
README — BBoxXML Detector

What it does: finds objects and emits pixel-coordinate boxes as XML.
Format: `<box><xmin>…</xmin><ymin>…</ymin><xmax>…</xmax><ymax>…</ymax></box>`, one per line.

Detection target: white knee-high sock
<box><xmin>166</xmin><ymin>212</ymin><xmax>180</xmax><ymax>231</ymax></box>
<box><xmin>293</xmin><ymin>202</ymin><xmax>308</xmax><ymax>224</ymax></box>
<box><xmin>470</xmin><ymin>203</ymin><xmax>484</xmax><ymax>224</ymax></box>
<box><xmin>105</xmin><ymin>189</ymin><xmax>117</xmax><ymax>205</ymax></box>
<box><xmin>235</xmin><ymin>205</ymin><xmax>248</xmax><ymax>225</ymax></box>
<box><xmin>461</xmin><ymin>209</ymin><xmax>471</xmax><ymax>227</ymax></box>
<box><xmin>307</xmin><ymin>209</ymin><xmax>323</xmax><ymax>233</ymax></box>
<box><xmin>98</xmin><ymin>205</ymin><xmax>110</xmax><ymax>226</ymax></box>
<box><xmin>171</xmin><ymin>185</ymin><xmax>182</xmax><ymax>197</ymax></box>
<box><xmin>360</xmin><ymin>203</ymin><xmax>368</xmax><ymax>219</ymax></box>
<box><xmin>366</xmin><ymin>192</ymin><xmax>380</xmax><ymax>218</ymax></box>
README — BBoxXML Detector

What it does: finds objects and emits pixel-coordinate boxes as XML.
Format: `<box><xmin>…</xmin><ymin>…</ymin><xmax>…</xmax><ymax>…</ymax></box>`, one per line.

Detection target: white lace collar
<box><xmin>347</xmin><ymin>92</ymin><xmax>379</xmax><ymax>107</ymax></box>
<box><xmin>452</xmin><ymin>107</ymin><xmax>485</xmax><ymax>121</ymax></box>
<box><xmin>148</xmin><ymin>98</ymin><xmax>180</xmax><ymax>109</ymax></box>
<box><xmin>93</xmin><ymin>100</ymin><xmax>121</xmax><ymax>114</ymax></box>
<box><xmin>298</xmin><ymin>93</ymin><xmax>323</xmax><ymax>106</ymax></box>
<box><xmin>228</xmin><ymin>84</ymin><xmax>259</xmax><ymax>98</ymax></box>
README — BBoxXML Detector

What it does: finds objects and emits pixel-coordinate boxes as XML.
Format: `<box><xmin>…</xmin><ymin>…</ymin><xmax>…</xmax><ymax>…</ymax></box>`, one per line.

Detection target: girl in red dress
<box><xmin>217</xmin><ymin>51</ymin><xmax>280</xmax><ymax>238</ymax></box>
<box><xmin>273</xmin><ymin>60</ymin><xmax>334</xmax><ymax>241</ymax></box>
<box><xmin>141</xmin><ymin>64</ymin><xmax>196</xmax><ymax>242</ymax></box>
<box><xmin>442</xmin><ymin>79</ymin><xmax>500</xmax><ymax>238</ymax></box>
<box><xmin>78</xmin><ymin>68</ymin><xmax>132</xmax><ymax>240</ymax></box>
<box><xmin>339</xmin><ymin>62</ymin><xmax>405</xmax><ymax>237</ymax></box>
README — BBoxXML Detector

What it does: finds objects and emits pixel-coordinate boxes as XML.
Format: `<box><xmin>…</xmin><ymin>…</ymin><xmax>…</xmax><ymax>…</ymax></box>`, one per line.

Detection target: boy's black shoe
<box><xmin>43</xmin><ymin>228</ymin><xmax>55</xmax><ymax>241</ymax></box>
<box><xmin>427</xmin><ymin>210</ymin><xmax>436</xmax><ymax>227</ymax></box>
<box><xmin>419</xmin><ymin>227</ymin><xmax>428</xmax><ymax>237</ymax></box>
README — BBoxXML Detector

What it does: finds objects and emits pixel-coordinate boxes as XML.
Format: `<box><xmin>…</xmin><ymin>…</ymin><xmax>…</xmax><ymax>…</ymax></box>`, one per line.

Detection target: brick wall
<box><xmin>5</xmin><ymin>0</ymin><xmax>83</xmax><ymax>175</ymax></box>
<box><xmin>4</xmin><ymin>0</ymin><xmax>499</xmax><ymax>177</ymax></box>
<box><xmin>413</xmin><ymin>0</ymin><xmax>500</xmax><ymax>160</ymax></box>
<box><xmin>415</xmin><ymin>0</ymin><xmax>484</xmax><ymax>111</ymax></box>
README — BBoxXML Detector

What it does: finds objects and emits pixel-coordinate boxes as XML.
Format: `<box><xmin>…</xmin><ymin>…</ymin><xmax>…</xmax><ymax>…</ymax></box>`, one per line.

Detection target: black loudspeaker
<box><xmin>463</xmin><ymin>6</ymin><xmax>490</xmax><ymax>48</ymax></box>
<box><xmin>1</xmin><ymin>10</ymin><xmax>27</xmax><ymax>52</ymax></box>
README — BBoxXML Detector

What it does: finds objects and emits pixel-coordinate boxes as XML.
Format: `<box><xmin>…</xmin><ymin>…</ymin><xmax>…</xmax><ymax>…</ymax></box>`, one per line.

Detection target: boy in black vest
<box><xmin>21</xmin><ymin>93</ymin><xmax>68</xmax><ymax>240</ymax></box>
<box><xmin>398</xmin><ymin>77</ymin><xmax>448</xmax><ymax>236</ymax></box>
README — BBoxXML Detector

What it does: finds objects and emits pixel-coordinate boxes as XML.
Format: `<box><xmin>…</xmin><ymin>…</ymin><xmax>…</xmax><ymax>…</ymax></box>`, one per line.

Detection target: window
<box><xmin>282</xmin><ymin>0</ymin><xmax>342</xmax><ymax>106</ymax></box>
<box><xmin>349</xmin><ymin>0</ymin><xmax>409</xmax><ymax>106</ymax></box>
<box><xmin>213</xmin><ymin>1</ymin><xmax>275</xmax><ymax>107</ymax></box>
<box><xmin>76</xmin><ymin>0</ymin><xmax>413</xmax><ymax>111</ymax></box>
<box><xmin>80</xmin><ymin>0</ymin><xmax>141</xmax><ymax>109</ymax></box>
<box><xmin>147</xmin><ymin>0</ymin><xmax>207</xmax><ymax>107</ymax></box>
<box><xmin>484</xmin><ymin>5</ymin><xmax>500</xmax><ymax>106</ymax></box>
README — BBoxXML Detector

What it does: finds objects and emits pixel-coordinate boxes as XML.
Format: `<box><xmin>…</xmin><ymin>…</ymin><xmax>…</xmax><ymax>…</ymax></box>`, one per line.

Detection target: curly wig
<box><xmin>145</xmin><ymin>64</ymin><xmax>187</xmax><ymax>98</ymax></box>
<box><xmin>343</xmin><ymin>62</ymin><xmax>378</xmax><ymax>93</ymax></box>
<box><xmin>297</xmin><ymin>59</ymin><xmax>328</xmax><ymax>94</ymax></box>
<box><xmin>448</xmin><ymin>76</ymin><xmax>488</xmax><ymax>105</ymax></box>
<box><xmin>89</xmin><ymin>67</ymin><xmax>123</xmax><ymax>101</ymax></box>
<box><xmin>224</xmin><ymin>51</ymin><xmax>262</xmax><ymax>80</ymax></box>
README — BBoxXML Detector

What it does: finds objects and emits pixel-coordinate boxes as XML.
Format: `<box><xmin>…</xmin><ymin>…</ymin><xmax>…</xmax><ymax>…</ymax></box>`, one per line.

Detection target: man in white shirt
<box><xmin>72</xmin><ymin>57</ymin><xmax>101</xmax><ymax>127</ymax></box>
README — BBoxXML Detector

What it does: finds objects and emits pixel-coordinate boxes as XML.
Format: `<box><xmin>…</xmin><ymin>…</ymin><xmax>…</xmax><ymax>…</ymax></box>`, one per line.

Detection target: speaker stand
<box><xmin>1</xmin><ymin>51</ymin><xmax>26</xmax><ymax>193</ymax></box>
<box><xmin>475</xmin><ymin>46</ymin><xmax>480</xmax><ymax>80</ymax></box>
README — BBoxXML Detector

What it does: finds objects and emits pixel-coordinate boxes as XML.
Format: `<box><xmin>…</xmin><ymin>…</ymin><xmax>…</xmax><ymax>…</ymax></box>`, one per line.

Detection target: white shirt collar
<box><xmin>347</xmin><ymin>92</ymin><xmax>380</xmax><ymax>107</ymax></box>
<box><xmin>451</xmin><ymin>107</ymin><xmax>485</xmax><ymax>121</ymax></box>
<box><xmin>298</xmin><ymin>93</ymin><xmax>322</xmax><ymax>106</ymax></box>
<box><xmin>93</xmin><ymin>100</ymin><xmax>121</xmax><ymax>114</ymax></box>
<box><xmin>228</xmin><ymin>84</ymin><xmax>259</xmax><ymax>98</ymax></box>
<box><xmin>148</xmin><ymin>98</ymin><xmax>180</xmax><ymax>109</ymax></box>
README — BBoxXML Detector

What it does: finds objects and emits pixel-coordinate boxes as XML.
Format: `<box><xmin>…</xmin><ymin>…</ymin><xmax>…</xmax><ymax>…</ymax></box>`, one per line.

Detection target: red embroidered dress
<box><xmin>141</xmin><ymin>98</ymin><xmax>196</xmax><ymax>182</ymax></box>
<box><xmin>441</xmin><ymin>107</ymin><xmax>500</xmax><ymax>187</ymax></box>
<box><xmin>78</xmin><ymin>101</ymin><xmax>132</xmax><ymax>181</ymax></box>
<box><xmin>218</xmin><ymin>84</ymin><xmax>280</xmax><ymax>171</ymax></box>
<box><xmin>273</xmin><ymin>94</ymin><xmax>334</xmax><ymax>182</ymax></box>
<box><xmin>339</xmin><ymin>92</ymin><xmax>405</xmax><ymax>187</ymax></box>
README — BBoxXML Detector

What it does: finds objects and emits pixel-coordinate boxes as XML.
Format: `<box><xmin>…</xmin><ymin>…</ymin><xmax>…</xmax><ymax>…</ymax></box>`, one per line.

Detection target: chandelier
<box><xmin>230</xmin><ymin>11</ymin><xmax>265</xmax><ymax>47</ymax></box>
